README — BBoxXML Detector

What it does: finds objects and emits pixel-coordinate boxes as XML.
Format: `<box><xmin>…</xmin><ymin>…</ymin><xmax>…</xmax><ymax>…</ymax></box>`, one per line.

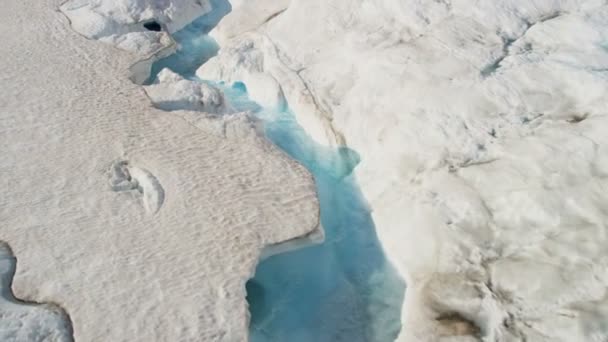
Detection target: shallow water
<box><xmin>150</xmin><ymin>2</ymin><xmax>406</xmax><ymax>341</ymax></box>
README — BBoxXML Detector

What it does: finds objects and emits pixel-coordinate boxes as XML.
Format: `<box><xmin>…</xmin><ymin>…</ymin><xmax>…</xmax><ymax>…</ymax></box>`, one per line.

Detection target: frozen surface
<box><xmin>199</xmin><ymin>0</ymin><xmax>608</xmax><ymax>341</ymax></box>
<box><xmin>60</xmin><ymin>0</ymin><xmax>214</xmax><ymax>55</ymax></box>
<box><xmin>149</xmin><ymin>12</ymin><xmax>405</xmax><ymax>341</ymax></box>
<box><xmin>197</xmin><ymin>33</ymin><xmax>347</xmax><ymax>147</ymax></box>
<box><xmin>144</xmin><ymin>69</ymin><xmax>232</xmax><ymax>113</ymax></box>
<box><xmin>7</xmin><ymin>0</ymin><xmax>608</xmax><ymax>341</ymax></box>
<box><xmin>0</xmin><ymin>243</ymin><xmax>73</xmax><ymax>342</ymax></box>
<box><xmin>0</xmin><ymin>0</ymin><xmax>320</xmax><ymax>341</ymax></box>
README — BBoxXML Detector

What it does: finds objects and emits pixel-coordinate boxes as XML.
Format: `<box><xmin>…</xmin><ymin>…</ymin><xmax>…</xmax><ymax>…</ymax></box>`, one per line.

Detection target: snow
<box><xmin>5</xmin><ymin>0</ymin><xmax>608</xmax><ymax>341</ymax></box>
<box><xmin>145</xmin><ymin>68</ymin><xmax>232</xmax><ymax>113</ymax></box>
<box><xmin>0</xmin><ymin>243</ymin><xmax>73</xmax><ymax>342</ymax></box>
<box><xmin>197</xmin><ymin>34</ymin><xmax>347</xmax><ymax>146</ymax></box>
<box><xmin>199</xmin><ymin>0</ymin><xmax>608</xmax><ymax>341</ymax></box>
<box><xmin>239</xmin><ymin>72</ymin><xmax>286</xmax><ymax>111</ymax></box>
<box><xmin>0</xmin><ymin>0</ymin><xmax>320</xmax><ymax>341</ymax></box>
<box><xmin>60</xmin><ymin>0</ymin><xmax>213</xmax><ymax>55</ymax></box>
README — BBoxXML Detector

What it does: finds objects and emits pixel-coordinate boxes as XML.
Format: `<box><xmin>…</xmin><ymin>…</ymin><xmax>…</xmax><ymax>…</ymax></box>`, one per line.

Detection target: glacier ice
<box><xmin>147</xmin><ymin>13</ymin><xmax>406</xmax><ymax>340</ymax></box>
<box><xmin>60</xmin><ymin>0</ymin><xmax>215</xmax><ymax>55</ymax></box>
<box><xmin>204</xmin><ymin>0</ymin><xmax>608</xmax><ymax>341</ymax></box>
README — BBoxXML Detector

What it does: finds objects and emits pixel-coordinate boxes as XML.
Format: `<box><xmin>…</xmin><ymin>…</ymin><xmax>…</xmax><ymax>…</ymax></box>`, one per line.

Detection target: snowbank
<box><xmin>145</xmin><ymin>68</ymin><xmax>232</xmax><ymax>113</ymax></box>
<box><xmin>0</xmin><ymin>0</ymin><xmax>319</xmax><ymax>341</ymax></box>
<box><xmin>197</xmin><ymin>34</ymin><xmax>346</xmax><ymax>146</ymax></box>
<box><xmin>204</xmin><ymin>0</ymin><xmax>608</xmax><ymax>341</ymax></box>
<box><xmin>60</xmin><ymin>0</ymin><xmax>213</xmax><ymax>55</ymax></box>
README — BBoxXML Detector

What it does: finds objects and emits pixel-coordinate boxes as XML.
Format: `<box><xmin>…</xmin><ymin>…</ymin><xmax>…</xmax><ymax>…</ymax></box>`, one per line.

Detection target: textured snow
<box><xmin>6</xmin><ymin>0</ymin><xmax>608</xmax><ymax>341</ymax></box>
<box><xmin>145</xmin><ymin>68</ymin><xmax>232</xmax><ymax>113</ymax></box>
<box><xmin>199</xmin><ymin>0</ymin><xmax>608</xmax><ymax>341</ymax></box>
<box><xmin>60</xmin><ymin>0</ymin><xmax>213</xmax><ymax>55</ymax></box>
<box><xmin>0</xmin><ymin>0</ymin><xmax>319</xmax><ymax>341</ymax></box>
<box><xmin>0</xmin><ymin>243</ymin><xmax>73</xmax><ymax>342</ymax></box>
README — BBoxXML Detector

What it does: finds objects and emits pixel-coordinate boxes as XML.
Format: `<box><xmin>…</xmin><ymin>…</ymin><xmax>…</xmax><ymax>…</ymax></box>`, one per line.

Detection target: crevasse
<box><xmin>149</xmin><ymin>1</ymin><xmax>406</xmax><ymax>341</ymax></box>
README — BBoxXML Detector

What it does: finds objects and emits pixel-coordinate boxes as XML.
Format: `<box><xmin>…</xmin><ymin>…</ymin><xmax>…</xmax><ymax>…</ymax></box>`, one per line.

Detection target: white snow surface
<box><xmin>60</xmin><ymin>0</ymin><xmax>213</xmax><ymax>55</ymax></box>
<box><xmin>197</xmin><ymin>33</ymin><xmax>347</xmax><ymax>146</ymax></box>
<box><xmin>0</xmin><ymin>243</ymin><xmax>73</xmax><ymax>342</ymax></box>
<box><xmin>145</xmin><ymin>68</ymin><xmax>232</xmax><ymax>113</ymax></box>
<box><xmin>0</xmin><ymin>0</ymin><xmax>319</xmax><ymax>341</ymax></box>
<box><xmin>198</xmin><ymin>0</ymin><xmax>608</xmax><ymax>341</ymax></box>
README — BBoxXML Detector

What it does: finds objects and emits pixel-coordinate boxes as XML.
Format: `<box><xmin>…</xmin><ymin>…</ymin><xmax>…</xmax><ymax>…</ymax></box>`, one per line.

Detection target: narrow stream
<box><xmin>149</xmin><ymin>2</ymin><xmax>405</xmax><ymax>341</ymax></box>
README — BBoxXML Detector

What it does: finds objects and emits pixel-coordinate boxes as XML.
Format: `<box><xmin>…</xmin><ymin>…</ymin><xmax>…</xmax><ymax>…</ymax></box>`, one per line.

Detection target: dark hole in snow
<box><xmin>143</xmin><ymin>21</ymin><xmax>162</xmax><ymax>32</ymax></box>
<box><xmin>567</xmin><ymin>113</ymin><xmax>589</xmax><ymax>124</ymax></box>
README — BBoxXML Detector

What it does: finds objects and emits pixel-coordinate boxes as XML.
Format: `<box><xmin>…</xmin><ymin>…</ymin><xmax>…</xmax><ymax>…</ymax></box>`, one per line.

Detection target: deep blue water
<box><xmin>150</xmin><ymin>2</ymin><xmax>405</xmax><ymax>340</ymax></box>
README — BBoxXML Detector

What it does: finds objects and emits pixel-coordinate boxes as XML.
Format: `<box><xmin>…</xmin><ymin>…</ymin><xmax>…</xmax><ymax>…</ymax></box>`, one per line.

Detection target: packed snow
<box><xmin>60</xmin><ymin>0</ymin><xmax>214</xmax><ymax>56</ymax></box>
<box><xmin>0</xmin><ymin>0</ymin><xmax>320</xmax><ymax>341</ymax></box>
<box><xmin>0</xmin><ymin>243</ymin><xmax>73</xmax><ymax>342</ymax></box>
<box><xmin>144</xmin><ymin>68</ymin><xmax>232</xmax><ymax>113</ymax></box>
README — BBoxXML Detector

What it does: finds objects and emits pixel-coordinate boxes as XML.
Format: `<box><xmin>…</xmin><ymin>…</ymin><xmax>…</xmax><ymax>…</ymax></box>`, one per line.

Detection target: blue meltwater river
<box><xmin>148</xmin><ymin>1</ymin><xmax>405</xmax><ymax>341</ymax></box>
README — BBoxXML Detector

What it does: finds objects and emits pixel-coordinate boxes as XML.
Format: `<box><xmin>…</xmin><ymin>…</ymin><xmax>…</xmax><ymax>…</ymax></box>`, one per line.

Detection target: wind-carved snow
<box><xmin>205</xmin><ymin>1</ymin><xmax>608</xmax><ymax>341</ymax></box>
<box><xmin>144</xmin><ymin>69</ymin><xmax>232</xmax><ymax>113</ymax></box>
<box><xmin>1</xmin><ymin>0</ymin><xmax>320</xmax><ymax>341</ymax></box>
<box><xmin>60</xmin><ymin>0</ymin><xmax>213</xmax><ymax>56</ymax></box>
<box><xmin>0</xmin><ymin>242</ymin><xmax>73</xmax><ymax>342</ymax></box>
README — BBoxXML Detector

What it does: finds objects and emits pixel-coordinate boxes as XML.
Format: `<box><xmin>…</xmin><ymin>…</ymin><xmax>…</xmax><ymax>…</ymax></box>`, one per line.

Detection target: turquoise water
<box><xmin>150</xmin><ymin>2</ymin><xmax>405</xmax><ymax>340</ymax></box>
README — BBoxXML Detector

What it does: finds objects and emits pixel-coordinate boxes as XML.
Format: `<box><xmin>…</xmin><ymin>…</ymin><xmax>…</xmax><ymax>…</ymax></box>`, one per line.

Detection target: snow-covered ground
<box><xmin>60</xmin><ymin>0</ymin><xmax>213</xmax><ymax>56</ymax></box>
<box><xmin>0</xmin><ymin>243</ymin><xmax>73</xmax><ymax>342</ymax></box>
<box><xmin>0</xmin><ymin>0</ymin><xmax>320</xmax><ymax>341</ymax></box>
<box><xmin>198</xmin><ymin>1</ymin><xmax>608</xmax><ymax>341</ymax></box>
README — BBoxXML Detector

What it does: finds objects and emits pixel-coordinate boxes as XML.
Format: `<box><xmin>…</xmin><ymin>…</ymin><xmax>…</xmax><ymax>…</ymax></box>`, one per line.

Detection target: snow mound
<box><xmin>60</xmin><ymin>0</ymin><xmax>213</xmax><ymax>55</ymax></box>
<box><xmin>145</xmin><ymin>68</ymin><xmax>232</xmax><ymax>113</ymax></box>
<box><xmin>197</xmin><ymin>34</ymin><xmax>345</xmax><ymax>146</ymax></box>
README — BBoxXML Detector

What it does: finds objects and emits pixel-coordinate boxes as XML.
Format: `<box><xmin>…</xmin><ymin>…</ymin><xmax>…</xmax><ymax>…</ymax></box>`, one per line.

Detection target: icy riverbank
<box><xmin>144</xmin><ymin>2</ymin><xmax>406</xmax><ymax>339</ymax></box>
